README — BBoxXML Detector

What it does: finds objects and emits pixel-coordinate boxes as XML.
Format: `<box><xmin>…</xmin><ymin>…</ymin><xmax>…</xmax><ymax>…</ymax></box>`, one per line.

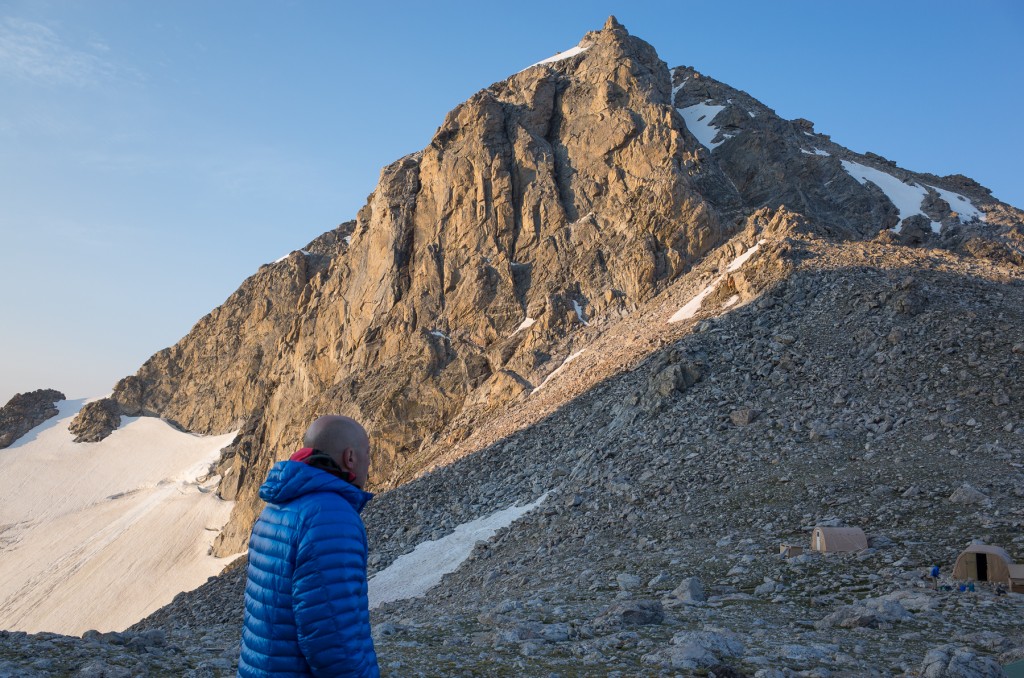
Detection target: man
<box><xmin>238</xmin><ymin>415</ymin><xmax>379</xmax><ymax>677</ymax></box>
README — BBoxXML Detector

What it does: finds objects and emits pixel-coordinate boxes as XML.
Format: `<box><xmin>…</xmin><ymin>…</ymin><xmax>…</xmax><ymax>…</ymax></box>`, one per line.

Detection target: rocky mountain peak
<box><xmin>603</xmin><ymin>15</ymin><xmax>626</xmax><ymax>33</ymax></box>
<box><xmin>65</xmin><ymin>19</ymin><xmax>1022</xmax><ymax>562</ymax></box>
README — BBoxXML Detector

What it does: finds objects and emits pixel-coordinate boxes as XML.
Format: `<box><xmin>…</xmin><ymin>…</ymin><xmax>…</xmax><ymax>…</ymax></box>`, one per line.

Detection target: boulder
<box><xmin>668</xmin><ymin>576</ymin><xmax>705</xmax><ymax>604</ymax></box>
<box><xmin>644</xmin><ymin>629</ymin><xmax>745</xmax><ymax>670</ymax></box>
<box><xmin>948</xmin><ymin>483</ymin><xmax>989</xmax><ymax>506</ymax></box>
<box><xmin>729</xmin><ymin>407</ymin><xmax>758</xmax><ymax>426</ymax></box>
<box><xmin>69</xmin><ymin>398</ymin><xmax>122</xmax><ymax>443</ymax></box>
<box><xmin>596</xmin><ymin>600</ymin><xmax>665</xmax><ymax>627</ymax></box>
<box><xmin>920</xmin><ymin>645</ymin><xmax>1005</xmax><ymax>678</ymax></box>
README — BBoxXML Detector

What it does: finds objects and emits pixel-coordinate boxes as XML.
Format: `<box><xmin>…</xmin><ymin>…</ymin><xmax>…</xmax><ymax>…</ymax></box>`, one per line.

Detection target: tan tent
<box><xmin>1008</xmin><ymin>564</ymin><xmax>1024</xmax><ymax>593</ymax></box>
<box><xmin>952</xmin><ymin>544</ymin><xmax>1016</xmax><ymax>584</ymax></box>
<box><xmin>810</xmin><ymin>526</ymin><xmax>867</xmax><ymax>553</ymax></box>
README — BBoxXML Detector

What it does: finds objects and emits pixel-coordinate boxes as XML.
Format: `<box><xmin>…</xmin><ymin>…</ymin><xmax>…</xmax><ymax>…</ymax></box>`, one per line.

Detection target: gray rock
<box><xmin>0</xmin><ymin>388</ymin><xmax>64</xmax><ymax>448</ymax></box>
<box><xmin>730</xmin><ymin>407</ymin><xmax>758</xmax><ymax>426</ymax></box>
<box><xmin>668</xmin><ymin>576</ymin><xmax>705</xmax><ymax>603</ymax></box>
<box><xmin>948</xmin><ymin>484</ymin><xmax>989</xmax><ymax>506</ymax></box>
<box><xmin>645</xmin><ymin>629</ymin><xmax>746</xmax><ymax>669</ymax></box>
<box><xmin>647</xmin><ymin>572</ymin><xmax>675</xmax><ymax>590</ymax></box>
<box><xmin>68</xmin><ymin>398</ymin><xmax>122</xmax><ymax>443</ymax></box>
<box><xmin>598</xmin><ymin>600</ymin><xmax>665</xmax><ymax>626</ymax></box>
<box><xmin>76</xmin><ymin>661</ymin><xmax>131</xmax><ymax>678</ymax></box>
<box><xmin>920</xmin><ymin>645</ymin><xmax>1005</xmax><ymax>678</ymax></box>
<box><xmin>616</xmin><ymin>573</ymin><xmax>642</xmax><ymax>591</ymax></box>
<box><xmin>815</xmin><ymin>597</ymin><xmax>911</xmax><ymax>630</ymax></box>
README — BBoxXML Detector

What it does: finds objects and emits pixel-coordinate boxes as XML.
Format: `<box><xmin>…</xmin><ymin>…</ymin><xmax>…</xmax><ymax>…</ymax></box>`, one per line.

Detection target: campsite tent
<box><xmin>952</xmin><ymin>544</ymin><xmax>1016</xmax><ymax>585</ymax></box>
<box><xmin>810</xmin><ymin>526</ymin><xmax>867</xmax><ymax>553</ymax></box>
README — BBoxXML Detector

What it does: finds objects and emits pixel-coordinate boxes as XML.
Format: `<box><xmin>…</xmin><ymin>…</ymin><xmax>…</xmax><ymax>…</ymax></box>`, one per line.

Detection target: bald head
<box><xmin>303</xmin><ymin>415</ymin><xmax>371</xmax><ymax>488</ymax></box>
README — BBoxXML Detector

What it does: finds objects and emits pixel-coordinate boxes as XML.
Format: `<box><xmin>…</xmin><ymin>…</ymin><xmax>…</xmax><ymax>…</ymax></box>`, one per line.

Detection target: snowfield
<box><xmin>0</xmin><ymin>399</ymin><xmax>237</xmax><ymax>634</ymax></box>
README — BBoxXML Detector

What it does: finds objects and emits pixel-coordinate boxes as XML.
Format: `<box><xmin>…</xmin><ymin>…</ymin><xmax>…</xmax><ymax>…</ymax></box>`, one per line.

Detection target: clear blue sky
<box><xmin>2</xmin><ymin>0</ymin><xmax>1022</xmax><ymax>405</ymax></box>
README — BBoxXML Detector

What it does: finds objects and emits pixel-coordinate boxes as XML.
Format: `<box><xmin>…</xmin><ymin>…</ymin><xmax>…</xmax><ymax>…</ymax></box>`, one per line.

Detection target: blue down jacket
<box><xmin>238</xmin><ymin>461</ymin><xmax>379</xmax><ymax>677</ymax></box>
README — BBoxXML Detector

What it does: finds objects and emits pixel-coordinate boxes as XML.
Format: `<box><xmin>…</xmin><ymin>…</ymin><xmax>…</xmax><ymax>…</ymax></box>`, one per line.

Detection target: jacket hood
<box><xmin>258</xmin><ymin>460</ymin><xmax>373</xmax><ymax>513</ymax></box>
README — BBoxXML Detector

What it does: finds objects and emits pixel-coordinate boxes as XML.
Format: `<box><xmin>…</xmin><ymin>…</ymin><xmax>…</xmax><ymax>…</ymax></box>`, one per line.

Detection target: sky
<box><xmin>1</xmin><ymin>0</ymin><xmax>1022</xmax><ymax>405</ymax></box>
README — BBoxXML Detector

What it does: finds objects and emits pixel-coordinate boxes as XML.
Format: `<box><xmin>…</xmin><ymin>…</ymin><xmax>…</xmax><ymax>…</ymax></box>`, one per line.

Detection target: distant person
<box><xmin>238</xmin><ymin>415</ymin><xmax>379</xmax><ymax>678</ymax></box>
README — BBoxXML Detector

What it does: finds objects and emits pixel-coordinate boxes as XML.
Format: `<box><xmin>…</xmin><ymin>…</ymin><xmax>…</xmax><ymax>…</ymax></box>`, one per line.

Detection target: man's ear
<box><xmin>340</xmin><ymin>448</ymin><xmax>358</xmax><ymax>483</ymax></box>
<box><xmin>341</xmin><ymin>447</ymin><xmax>355</xmax><ymax>470</ymax></box>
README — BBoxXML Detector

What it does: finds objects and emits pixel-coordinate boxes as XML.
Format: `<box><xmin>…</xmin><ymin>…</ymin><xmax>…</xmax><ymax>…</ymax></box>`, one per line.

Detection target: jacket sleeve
<box><xmin>293</xmin><ymin>500</ymin><xmax>379</xmax><ymax>677</ymax></box>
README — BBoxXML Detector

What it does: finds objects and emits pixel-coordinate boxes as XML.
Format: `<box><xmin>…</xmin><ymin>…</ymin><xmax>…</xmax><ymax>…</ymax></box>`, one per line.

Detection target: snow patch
<box><xmin>511</xmin><ymin>317</ymin><xmax>535</xmax><ymax>336</ymax></box>
<box><xmin>840</xmin><ymin>160</ymin><xmax>931</xmax><ymax>233</ymax></box>
<box><xmin>534</xmin><ymin>350</ymin><xmax>585</xmax><ymax>392</ymax></box>
<box><xmin>343</xmin><ymin>235</ymin><xmax>352</xmax><ymax>245</ymax></box>
<box><xmin>668</xmin><ymin>280</ymin><xmax>720</xmax><ymax>323</ymax></box>
<box><xmin>677</xmin><ymin>102</ymin><xmax>732</xmax><ymax>150</ymax></box>
<box><xmin>572</xmin><ymin>300</ymin><xmax>589</xmax><ymax>326</ymax></box>
<box><xmin>926</xmin><ymin>185</ymin><xmax>984</xmax><ymax>223</ymax></box>
<box><xmin>273</xmin><ymin>249</ymin><xmax>309</xmax><ymax>264</ymax></box>
<box><xmin>724</xmin><ymin>295</ymin><xmax>740</xmax><ymax>308</ymax></box>
<box><xmin>0</xmin><ymin>399</ymin><xmax>238</xmax><ymax>634</ymax></box>
<box><xmin>429</xmin><ymin>330</ymin><xmax>449</xmax><ymax>340</ymax></box>
<box><xmin>368</xmin><ymin>494</ymin><xmax>547</xmax><ymax>608</ymax></box>
<box><xmin>726</xmin><ymin>240</ymin><xmax>765</xmax><ymax>272</ymax></box>
<box><xmin>669</xmin><ymin>241</ymin><xmax>763</xmax><ymax>324</ymax></box>
<box><xmin>801</xmin><ymin>148</ymin><xmax>830</xmax><ymax>157</ymax></box>
<box><xmin>672</xmin><ymin>76</ymin><xmax>690</xmax><ymax>99</ymax></box>
<box><xmin>521</xmin><ymin>44</ymin><xmax>588</xmax><ymax>72</ymax></box>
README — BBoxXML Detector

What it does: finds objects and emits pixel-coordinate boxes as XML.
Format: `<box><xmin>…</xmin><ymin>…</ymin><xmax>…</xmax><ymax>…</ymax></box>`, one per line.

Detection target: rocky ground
<box><xmin>3</xmin><ymin>231</ymin><xmax>1021</xmax><ymax>675</ymax></box>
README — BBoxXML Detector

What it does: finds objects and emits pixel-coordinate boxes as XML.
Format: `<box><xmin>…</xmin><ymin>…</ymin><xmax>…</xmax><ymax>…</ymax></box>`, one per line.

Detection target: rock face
<box><xmin>671</xmin><ymin>64</ymin><xmax>1024</xmax><ymax>259</ymax></box>
<box><xmin>0</xmin><ymin>389</ymin><xmax>64</xmax><ymax>448</ymax></box>
<box><xmin>69</xmin><ymin>19</ymin><xmax>1024</xmax><ymax>560</ymax></box>
<box><xmin>68</xmin><ymin>398</ymin><xmax>121</xmax><ymax>443</ymax></box>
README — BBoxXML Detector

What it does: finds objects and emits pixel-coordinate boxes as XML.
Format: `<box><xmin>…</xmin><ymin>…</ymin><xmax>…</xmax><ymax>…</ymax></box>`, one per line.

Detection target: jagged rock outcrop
<box><xmin>0</xmin><ymin>389</ymin><xmax>64</xmax><ymax>448</ymax></box>
<box><xmin>68</xmin><ymin>398</ymin><xmax>121</xmax><ymax>443</ymax></box>
<box><xmin>69</xmin><ymin>18</ymin><xmax>1024</xmax><ymax>557</ymax></box>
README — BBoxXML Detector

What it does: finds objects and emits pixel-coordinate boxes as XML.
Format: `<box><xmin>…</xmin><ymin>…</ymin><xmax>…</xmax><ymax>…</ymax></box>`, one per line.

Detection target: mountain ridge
<box><xmin>65</xmin><ymin>18</ymin><xmax>1022</xmax><ymax>562</ymax></box>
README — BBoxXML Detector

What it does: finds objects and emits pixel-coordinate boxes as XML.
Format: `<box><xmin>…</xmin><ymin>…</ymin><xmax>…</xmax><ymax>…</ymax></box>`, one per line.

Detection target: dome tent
<box><xmin>952</xmin><ymin>543</ymin><xmax>1017</xmax><ymax>586</ymax></box>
